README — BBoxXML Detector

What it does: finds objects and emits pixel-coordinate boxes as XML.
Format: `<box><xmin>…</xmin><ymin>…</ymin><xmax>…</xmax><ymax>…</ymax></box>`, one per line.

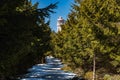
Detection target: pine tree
<box><xmin>51</xmin><ymin>0</ymin><xmax>120</xmax><ymax>78</ymax></box>
<box><xmin>0</xmin><ymin>0</ymin><xmax>57</xmax><ymax>79</ymax></box>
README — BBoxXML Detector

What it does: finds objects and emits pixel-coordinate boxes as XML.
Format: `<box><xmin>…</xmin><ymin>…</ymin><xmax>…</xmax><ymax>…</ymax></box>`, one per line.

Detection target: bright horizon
<box><xmin>32</xmin><ymin>0</ymin><xmax>74</xmax><ymax>32</ymax></box>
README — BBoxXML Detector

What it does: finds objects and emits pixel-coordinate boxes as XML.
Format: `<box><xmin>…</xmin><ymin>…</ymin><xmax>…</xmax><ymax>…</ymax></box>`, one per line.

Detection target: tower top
<box><xmin>57</xmin><ymin>16</ymin><xmax>64</xmax><ymax>26</ymax></box>
<box><xmin>58</xmin><ymin>16</ymin><xmax>63</xmax><ymax>20</ymax></box>
<box><xmin>57</xmin><ymin>16</ymin><xmax>65</xmax><ymax>32</ymax></box>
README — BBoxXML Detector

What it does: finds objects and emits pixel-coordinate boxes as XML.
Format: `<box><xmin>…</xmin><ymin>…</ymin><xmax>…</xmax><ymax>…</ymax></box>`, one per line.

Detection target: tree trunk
<box><xmin>93</xmin><ymin>53</ymin><xmax>96</xmax><ymax>80</ymax></box>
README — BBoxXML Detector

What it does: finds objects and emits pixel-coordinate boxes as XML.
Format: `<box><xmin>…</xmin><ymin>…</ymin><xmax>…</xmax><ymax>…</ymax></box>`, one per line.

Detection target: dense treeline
<box><xmin>0</xmin><ymin>0</ymin><xmax>56</xmax><ymax>79</ymax></box>
<box><xmin>1</xmin><ymin>0</ymin><xmax>120</xmax><ymax>79</ymax></box>
<box><xmin>51</xmin><ymin>0</ymin><xmax>120</xmax><ymax>79</ymax></box>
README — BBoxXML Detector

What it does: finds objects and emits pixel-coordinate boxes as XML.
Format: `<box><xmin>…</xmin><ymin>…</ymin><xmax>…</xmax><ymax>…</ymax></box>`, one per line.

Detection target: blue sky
<box><xmin>32</xmin><ymin>0</ymin><xmax>74</xmax><ymax>31</ymax></box>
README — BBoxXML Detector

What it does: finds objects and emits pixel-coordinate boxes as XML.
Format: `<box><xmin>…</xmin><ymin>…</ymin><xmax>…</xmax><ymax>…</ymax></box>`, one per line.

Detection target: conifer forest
<box><xmin>0</xmin><ymin>0</ymin><xmax>120</xmax><ymax>80</ymax></box>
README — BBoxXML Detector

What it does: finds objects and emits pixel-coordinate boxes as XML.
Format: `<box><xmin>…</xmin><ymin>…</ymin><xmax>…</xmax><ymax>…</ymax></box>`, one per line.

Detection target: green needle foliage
<box><xmin>0</xmin><ymin>0</ymin><xmax>57</xmax><ymax>79</ymax></box>
<box><xmin>51</xmin><ymin>0</ymin><xmax>120</xmax><ymax>74</ymax></box>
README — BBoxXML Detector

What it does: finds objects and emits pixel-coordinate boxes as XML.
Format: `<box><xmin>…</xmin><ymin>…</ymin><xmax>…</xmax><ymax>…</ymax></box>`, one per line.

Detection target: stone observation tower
<box><xmin>57</xmin><ymin>16</ymin><xmax>65</xmax><ymax>32</ymax></box>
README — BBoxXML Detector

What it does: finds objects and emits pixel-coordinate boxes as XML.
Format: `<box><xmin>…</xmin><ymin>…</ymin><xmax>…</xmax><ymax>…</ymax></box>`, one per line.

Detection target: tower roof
<box><xmin>58</xmin><ymin>16</ymin><xmax>64</xmax><ymax>20</ymax></box>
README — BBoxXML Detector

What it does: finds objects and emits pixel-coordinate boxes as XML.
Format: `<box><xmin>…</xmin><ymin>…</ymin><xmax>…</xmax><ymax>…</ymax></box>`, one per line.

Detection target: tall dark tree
<box><xmin>0</xmin><ymin>0</ymin><xmax>57</xmax><ymax>79</ymax></box>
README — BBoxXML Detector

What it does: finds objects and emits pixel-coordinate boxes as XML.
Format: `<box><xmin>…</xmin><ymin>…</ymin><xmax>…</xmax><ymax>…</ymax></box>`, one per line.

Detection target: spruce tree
<box><xmin>0</xmin><ymin>0</ymin><xmax>57</xmax><ymax>79</ymax></box>
<box><xmin>51</xmin><ymin>0</ymin><xmax>120</xmax><ymax>77</ymax></box>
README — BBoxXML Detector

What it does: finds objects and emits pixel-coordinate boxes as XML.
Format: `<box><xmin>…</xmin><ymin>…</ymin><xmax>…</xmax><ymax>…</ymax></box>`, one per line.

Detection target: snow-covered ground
<box><xmin>20</xmin><ymin>56</ymin><xmax>76</xmax><ymax>80</ymax></box>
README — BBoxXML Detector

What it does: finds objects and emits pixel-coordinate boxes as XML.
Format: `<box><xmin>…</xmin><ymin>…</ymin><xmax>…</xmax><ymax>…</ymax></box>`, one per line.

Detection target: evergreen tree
<box><xmin>51</xmin><ymin>0</ymin><xmax>120</xmax><ymax>76</ymax></box>
<box><xmin>0</xmin><ymin>0</ymin><xmax>57</xmax><ymax>79</ymax></box>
